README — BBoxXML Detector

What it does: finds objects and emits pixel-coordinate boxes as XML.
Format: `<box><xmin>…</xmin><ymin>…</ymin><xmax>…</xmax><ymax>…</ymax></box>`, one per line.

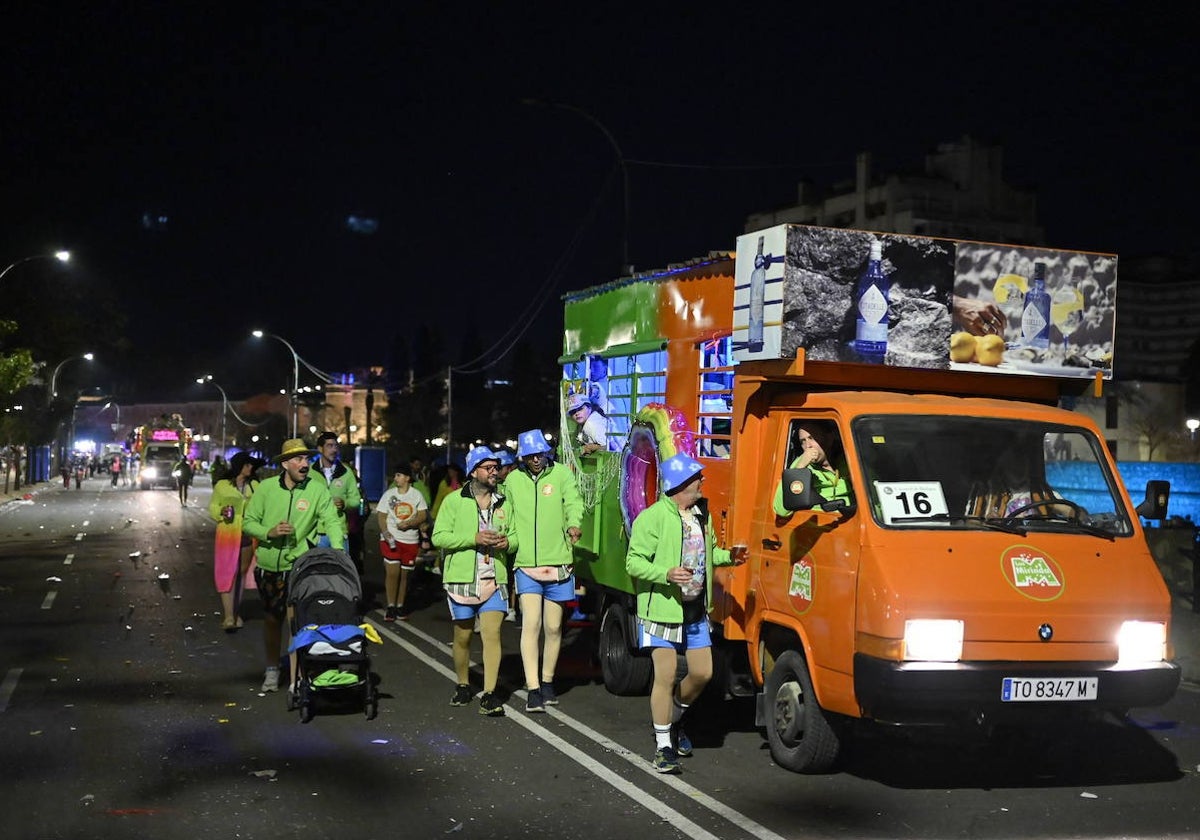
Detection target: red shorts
<box><xmin>380</xmin><ymin>540</ymin><xmax>420</xmax><ymax>568</ymax></box>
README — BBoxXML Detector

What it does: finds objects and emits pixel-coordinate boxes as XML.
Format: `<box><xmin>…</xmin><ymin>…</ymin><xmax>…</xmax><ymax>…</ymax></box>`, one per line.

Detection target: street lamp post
<box><xmin>1186</xmin><ymin>418</ymin><xmax>1198</xmax><ymax>441</ymax></box>
<box><xmin>522</xmin><ymin>98</ymin><xmax>629</xmax><ymax>272</ymax></box>
<box><xmin>46</xmin><ymin>352</ymin><xmax>93</xmax><ymax>468</ymax></box>
<box><xmin>197</xmin><ymin>375</ymin><xmax>228</xmax><ymax>456</ymax></box>
<box><xmin>0</xmin><ymin>250</ymin><xmax>70</xmax><ymax>285</ymax></box>
<box><xmin>101</xmin><ymin>401</ymin><xmax>121</xmax><ymax>437</ymax></box>
<box><xmin>48</xmin><ymin>352</ymin><xmax>94</xmax><ymax>402</ymax></box>
<box><xmin>252</xmin><ymin>330</ymin><xmax>299</xmax><ymax>438</ymax></box>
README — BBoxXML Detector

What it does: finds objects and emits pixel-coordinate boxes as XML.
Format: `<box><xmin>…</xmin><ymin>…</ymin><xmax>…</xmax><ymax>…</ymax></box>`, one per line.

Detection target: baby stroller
<box><xmin>286</xmin><ymin>547</ymin><xmax>378</xmax><ymax>721</ymax></box>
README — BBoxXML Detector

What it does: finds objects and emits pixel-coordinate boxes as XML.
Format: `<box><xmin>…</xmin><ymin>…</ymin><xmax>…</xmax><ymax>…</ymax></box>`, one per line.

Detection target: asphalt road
<box><xmin>2</xmin><ymin>476</ymin><xmax>1199</xmax><ymax>840</ymax></box>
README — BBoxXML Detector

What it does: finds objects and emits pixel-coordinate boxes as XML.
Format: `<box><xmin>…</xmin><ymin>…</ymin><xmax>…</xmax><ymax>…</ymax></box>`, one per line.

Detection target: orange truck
<box><xmin>563</xmin><ymin>224</ymin><xmax>1179</xmax><ymax>772</ymax></box>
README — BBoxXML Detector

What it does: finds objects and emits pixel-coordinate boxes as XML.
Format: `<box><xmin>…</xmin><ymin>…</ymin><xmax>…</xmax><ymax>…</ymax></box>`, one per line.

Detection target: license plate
<box><xmin>1001</xmin><ymin>677</ymin><xmax>1098</xmax><ymax>702</ymax></box>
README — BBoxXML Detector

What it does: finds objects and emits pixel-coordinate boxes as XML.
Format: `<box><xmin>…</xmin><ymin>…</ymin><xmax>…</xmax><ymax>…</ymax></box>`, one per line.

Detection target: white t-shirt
<box><xmin>379</xmin><ymin>485</ymin><xmax>428</xmax><ymax>544</ymax></box>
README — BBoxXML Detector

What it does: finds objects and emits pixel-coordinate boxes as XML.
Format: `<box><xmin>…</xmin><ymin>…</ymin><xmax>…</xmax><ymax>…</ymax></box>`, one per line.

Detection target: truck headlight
<box><xmin>1117</xmin><ymin>621</ymin><xmax>1166</xmax><ymax>664</ymax></box>
<box><xmin>142</xmin><ymin>467</ymin><xmax>157</xmax><ymax>479</ymax></box>
<box><xmin>903</xmin><ymin>619</ymin><xmax>964</xmax><ymax>662</ymax></box>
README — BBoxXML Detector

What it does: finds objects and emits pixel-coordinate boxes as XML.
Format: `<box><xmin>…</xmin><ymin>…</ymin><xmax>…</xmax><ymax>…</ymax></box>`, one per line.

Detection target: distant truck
<box><xmin>132</xmin><ymin>415</ymin><xmax>191</xmax><ymax>491</ymax></box>
<box><xmin>563</xmin><ymin>224</ymin><xmax>1179</xmax><ymax>773</ymax></box>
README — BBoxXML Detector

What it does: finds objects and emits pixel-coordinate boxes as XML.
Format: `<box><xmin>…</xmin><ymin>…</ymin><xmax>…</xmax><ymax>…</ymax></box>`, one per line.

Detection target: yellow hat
<box><xmin>274</xmin><ymin>438</ymin><xmax>317</xmax><ymax>462</ymax></box>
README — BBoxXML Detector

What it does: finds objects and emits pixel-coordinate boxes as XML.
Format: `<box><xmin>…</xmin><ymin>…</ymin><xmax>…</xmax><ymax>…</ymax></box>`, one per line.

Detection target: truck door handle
<box><xmin>762</xmin><ymin>538</ymin><xmax>782</xmax><ymax>551</ymax></box>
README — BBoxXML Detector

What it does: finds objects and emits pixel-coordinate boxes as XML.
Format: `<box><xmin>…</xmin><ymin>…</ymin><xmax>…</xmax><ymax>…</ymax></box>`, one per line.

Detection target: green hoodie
<box><xmin>504</xmin><ymin>461</ymin><xmax>582</xmax><ymax>568</ymax></box>
<box><xmin>432</xmin><ymin>482</ymin><xmax>517</xmax><ymax>585</ymax></box>
<box><xmin>625</xmin><ymin>496</ymin><xmax>732</xmax><ymax>624</ymax></box>
<box><xmin>242</xmin><ymin>473</ymin><xmax>346</xmax><ymax>572</ymax></box>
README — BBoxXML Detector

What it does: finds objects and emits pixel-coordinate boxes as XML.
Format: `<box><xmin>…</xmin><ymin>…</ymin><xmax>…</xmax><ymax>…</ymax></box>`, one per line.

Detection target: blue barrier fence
<box><xmin>1046</xmin><ymin>460</ymin><xmax>1200</xmax><ymax>528</ymax></box>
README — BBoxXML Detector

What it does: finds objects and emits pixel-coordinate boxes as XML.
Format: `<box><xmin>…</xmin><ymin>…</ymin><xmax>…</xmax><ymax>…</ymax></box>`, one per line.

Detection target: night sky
<box><xmin>2</xmin><ymin>3</ymin><xmax>1194</xmax><ymax>401</ymax></box>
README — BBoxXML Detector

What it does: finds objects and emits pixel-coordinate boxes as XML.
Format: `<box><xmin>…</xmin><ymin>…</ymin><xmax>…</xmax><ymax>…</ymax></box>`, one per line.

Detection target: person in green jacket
<box><xmin>242</xmin><ymin>438</ymin><xmax>346</xmax><ymax>695</ymax></box>
<box><xmin>432</xmin><ymin>446</ymin><xmax>516</xmax><ymax>717</ymax></box>
<box><xmin>506</xmin><ymin>429</ymin><xmax>583</xmax><ymax>712</ymax></box>
<box><xmin>772</xmin><ymin>422</ymin><xmax>852</xmax><ymax>517</ymax></box>
<box><xmin>309</xmin><ymin>432</ymin><xmax>364</xmax><ymax>565</ymax></box>
<box><xmin>626</xmin><ymin>453</ymin><xmax>746</xmax><ymax>774</ymax></box>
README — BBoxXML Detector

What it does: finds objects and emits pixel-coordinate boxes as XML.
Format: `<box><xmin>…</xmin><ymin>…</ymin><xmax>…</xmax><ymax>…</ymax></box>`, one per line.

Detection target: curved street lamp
<box><xmin>251</xmin><ymin>331</ymin><xmax>332</xmax><ymax>439</ymax></box>
<box><xmin>252</xmin><ymin>330</ymin><xmax>300</xmax><ymax>438</ymax></box>
<box><xmin>49</xmin><ymin>352</ymin><xmax>94</xmax><ymax>401</ymax></box>
<box><xmin>197</xmin><ymin>375</ymin><xmax>229</xmax><ymax>455</ymax></box>
<box><xmin>0</xmin><ymin>250</ymin><xmax>70</xmax><ymax>284</ymax></box>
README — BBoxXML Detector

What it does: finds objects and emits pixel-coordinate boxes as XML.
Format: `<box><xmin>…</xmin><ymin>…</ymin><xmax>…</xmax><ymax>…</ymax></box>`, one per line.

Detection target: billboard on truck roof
<box><xmin>733</xmin><ymin>224</ymin><xmax>1116</xmax><ymax>380</ymax></box>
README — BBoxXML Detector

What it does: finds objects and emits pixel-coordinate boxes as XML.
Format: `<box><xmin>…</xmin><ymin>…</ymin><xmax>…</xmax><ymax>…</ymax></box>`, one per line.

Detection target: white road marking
<box><xmin>376</xmin><ymin>617</ymin><xmax>789</xmax><ymax>840</ymax></box>
<box><xmin>0</xmin><ymin>669</ymin><xmax>23</xmax><ymax>713</ymax></box>
<box><xmin>74</xmin><ymin>533</ymin><xmax>84</xmax><ymax>541</ymax></box>
<box><xmin>63</xmin><ymin>554</ymin><xmax>74</xmax><ymax>566</ymax></box>
<box><xmin>41</xmin><ymin>591</ymin><xmax>57</xmax><ymax>610</ymax></box>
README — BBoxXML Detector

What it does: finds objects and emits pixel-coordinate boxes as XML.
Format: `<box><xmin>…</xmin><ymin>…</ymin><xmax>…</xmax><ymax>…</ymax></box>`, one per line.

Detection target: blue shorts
<box><xmin>514</xmin><ymin>568</ymin><xmax>575</xmax><ymax>601</ymax></box>
<box><xmin>446</xmin><ymin>587</ymin><xmax>508</xmax><ymax>622</ymax></box>
<box><xmin>638</xmin><ymin>618</ymin><xmax>712</xmax><ymax>652</ymax></box>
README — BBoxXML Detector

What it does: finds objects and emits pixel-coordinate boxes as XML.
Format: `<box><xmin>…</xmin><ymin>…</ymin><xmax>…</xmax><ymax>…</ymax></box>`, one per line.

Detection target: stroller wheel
<box><xmin>300</xmin><ymin>700</ymin><xmax>315</xmax><ymax>723</ymax></box>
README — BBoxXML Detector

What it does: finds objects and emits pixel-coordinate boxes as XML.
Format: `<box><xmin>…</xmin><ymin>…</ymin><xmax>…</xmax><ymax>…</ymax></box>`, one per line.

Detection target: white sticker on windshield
<box><xmin>874</xmin><ymin>481</ymin><xmax>949</xmax><ymax>525</ymax></box>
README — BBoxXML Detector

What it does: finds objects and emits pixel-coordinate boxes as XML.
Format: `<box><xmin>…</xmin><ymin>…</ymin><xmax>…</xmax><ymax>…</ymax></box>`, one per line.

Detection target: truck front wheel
<box><xmin>599</xmin><ymin>603</ymin><xmax>652</xmax><ymax>696</ymax></box>
<box><xmin>763</xmin><ymin>650</ymin><xmax>839</xmax><ymax>773</ymax></box>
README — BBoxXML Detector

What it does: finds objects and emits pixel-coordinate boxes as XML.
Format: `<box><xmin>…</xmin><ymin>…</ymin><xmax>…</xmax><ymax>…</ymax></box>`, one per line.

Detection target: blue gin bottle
<box><xmin>854</xmin><ymin>239</ymin><xmax>888</xmax><ymax>362</ymax></box>
<box><xmin>1021</xmin><ymin>262</ymin><xmax>1051</xmax><ymax>350</ymax></box>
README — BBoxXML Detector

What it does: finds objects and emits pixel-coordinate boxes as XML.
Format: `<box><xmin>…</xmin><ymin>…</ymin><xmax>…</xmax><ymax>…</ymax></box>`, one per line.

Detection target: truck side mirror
<box><xmin>780</xmin><ymin>467</ymin><xmax>818</xmax><ymax>511</ymax></box>
<box><xmin>1135</xmin><ymin>480</ymin><xmax>1170</xmax><ymax>520</ymax></box>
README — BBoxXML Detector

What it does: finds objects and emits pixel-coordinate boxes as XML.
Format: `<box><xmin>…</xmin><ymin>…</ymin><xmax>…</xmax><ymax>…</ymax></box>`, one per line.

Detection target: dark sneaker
<box><xmin>479</xmin><ymin>692</ymin><xmax>505</xmax><ymax>717</ymax></box>
<box><xmin>384</xmin><ymin>606</ymin><xmax>398</xmax><ymax>623</ymax></box>
<box><xmin>397</xmin><ymin>604</ymin><xmax>412</xmax><ymax>621</ymax></box>
<box><xmin>540</xmin><ymin>681</ymin><xmax>559</xmax><ymax>706</ymax></box>
<box><xmin>653</xmin><ymin>746</ymin><xmax>682</xmax><ymax>774</ymax></box>
<box><xmin>526</xmin><ymin>688</ymin><xmax>546</xmax><ymax>713</ymax></box>
<box><xmin>673</xmin><ymin>725</ymin><xmax>693</xmax><ymax>757</ymax></box>
<box><xmin>450</xmin><ymin>684</ymin><xmax>473</xmax><ymax>706</ymax></box>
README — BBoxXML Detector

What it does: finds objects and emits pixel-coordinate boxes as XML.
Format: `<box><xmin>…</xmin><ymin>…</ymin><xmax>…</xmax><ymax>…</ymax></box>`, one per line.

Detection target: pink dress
<box><xmin>209</xmin><ymin>478</ymin><xmax>258</xmax><ymax>592</ymax></box>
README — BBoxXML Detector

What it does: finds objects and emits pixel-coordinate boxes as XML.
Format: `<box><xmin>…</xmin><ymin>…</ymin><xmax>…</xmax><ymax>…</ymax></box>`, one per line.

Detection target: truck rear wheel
<box><xmin>764</xmin><ymin>650</ymin><xmax>839</xmax><ymax>773</ymax></box>
<box><xmin>599</xmin><ymin>603</ymin><xmax>652</xmax><ymax>696</ymax></box>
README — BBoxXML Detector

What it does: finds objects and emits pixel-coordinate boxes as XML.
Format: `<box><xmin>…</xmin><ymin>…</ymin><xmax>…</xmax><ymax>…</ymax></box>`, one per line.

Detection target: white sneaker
<box><xmin>261</xmin><ymin>666</ymin><xmax>280</xmax><ymax>692</ymax></box>
<box><xmin>504</xmin><ymin>609</ymin><xmax>517</xmax><ymax>623</ymax></box>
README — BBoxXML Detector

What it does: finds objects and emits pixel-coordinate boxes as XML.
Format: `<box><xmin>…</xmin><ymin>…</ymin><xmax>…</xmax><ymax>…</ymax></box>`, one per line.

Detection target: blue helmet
<box><xmin>660</xmin><ymin>453</ymin><xmax>704</xmax><ymax>494</ymax></box>
<box><xmin>517</xmin><ymin>429</ymin><xmax>553</xmax><ymax>457</ymax></box>
<box><xmin>494</xmin><ymin>449</ymin><xmax>515</xmax><ymax>467</ymax></box>
<box><xmin>465</xmin><ymin>445</ymin><xmax>499</xmax><ymax>476</ymax></box>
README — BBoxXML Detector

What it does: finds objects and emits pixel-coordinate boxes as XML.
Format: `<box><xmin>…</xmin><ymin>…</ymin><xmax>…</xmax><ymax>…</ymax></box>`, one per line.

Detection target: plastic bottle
<box><xmin>854</xmin><ymin>239</ymin><xmax>888</xmax><ymax>362</ymax></box>
<box><xmin>1021</xmin><ymin>262</ymin><xmax>1051</xmax><ymax>350</ymax></box>
<box><xmin>748</xmin><ymin>235</ymin><xmax>766</xmax><ymax>352</ymax></box>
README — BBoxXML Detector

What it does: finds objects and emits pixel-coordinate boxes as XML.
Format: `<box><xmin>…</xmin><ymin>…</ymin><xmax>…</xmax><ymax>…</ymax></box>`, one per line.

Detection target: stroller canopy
<box><xmin>287</xmin><ymin>547</ymin><xmax>362</xmax><ymax>607</ymax></box>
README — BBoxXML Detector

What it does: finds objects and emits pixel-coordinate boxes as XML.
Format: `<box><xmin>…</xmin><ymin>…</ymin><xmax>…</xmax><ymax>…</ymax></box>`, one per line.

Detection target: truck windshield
<box><xmin>852</xmin><ymin>415</ymin><xmax>1133</xmax><ymax>537</ymax></box>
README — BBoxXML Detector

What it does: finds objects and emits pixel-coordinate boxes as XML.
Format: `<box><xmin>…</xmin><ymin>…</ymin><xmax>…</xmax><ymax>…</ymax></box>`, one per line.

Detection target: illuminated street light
<box><xmin>49</xmin><ymin>352</ymin><xmax>94</xmax><ymax>401</ymax></box>
<box><xmin>100</xmin><ymin>401</ymin><xmax>121</xmax><ymax>436</ymax></box>
<box><xmin>251</xmin><ymin>330</ymin><xmax>333</xmax><ymax>439</ymax></box>
<box><xmin>1187</xmin><ymin>418</ymin><xmax>1198</xmax><ymax>441</ymax></box>
<box><xmin>197</xmin><ymin>375</ymin><xmax>229</xmax><ymax>456</ymax></box>
<box><xmin>0</xmin><ymin>250</ymin><xmax>71</xmax><ymax>284</ymax></box>
<box><xmin>252</xmin><ymin>330</ymin><xmax>300</xmax><ymax>438</ymax></box>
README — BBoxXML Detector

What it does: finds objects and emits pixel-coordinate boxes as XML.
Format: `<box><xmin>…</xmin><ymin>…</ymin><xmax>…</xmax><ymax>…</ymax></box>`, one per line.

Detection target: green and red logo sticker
<box><xmin>1000</xmin><ymin>544</ymin><xmax>1065</xmax><ymax>601</ymax></box>
<box><xmin>788</xmin><ymin>557</ymin><xmax>813</xmax><ymax>613</ymax></box>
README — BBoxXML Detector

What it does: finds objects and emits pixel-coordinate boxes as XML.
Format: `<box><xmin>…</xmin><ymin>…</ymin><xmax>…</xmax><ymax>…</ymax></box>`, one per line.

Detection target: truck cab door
<box><xmin>750</xmin><ymin>413</ymin><xmax>862</xmax><ymax>683</ymax></box>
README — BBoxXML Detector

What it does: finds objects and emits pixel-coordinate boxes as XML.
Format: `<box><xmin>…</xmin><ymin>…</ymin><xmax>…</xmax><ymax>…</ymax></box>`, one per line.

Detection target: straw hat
<box><xmin>274</xmin><ymin>438</ymin><xmax>317</xmax><ymax>462</ymax></box>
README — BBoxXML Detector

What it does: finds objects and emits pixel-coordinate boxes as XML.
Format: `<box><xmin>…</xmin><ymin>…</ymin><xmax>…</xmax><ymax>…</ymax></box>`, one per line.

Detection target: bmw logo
<box><xmin>1038</xmin><ymin>623</ymin><xmax>1054</xmax><ymax>642</ymax></box>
